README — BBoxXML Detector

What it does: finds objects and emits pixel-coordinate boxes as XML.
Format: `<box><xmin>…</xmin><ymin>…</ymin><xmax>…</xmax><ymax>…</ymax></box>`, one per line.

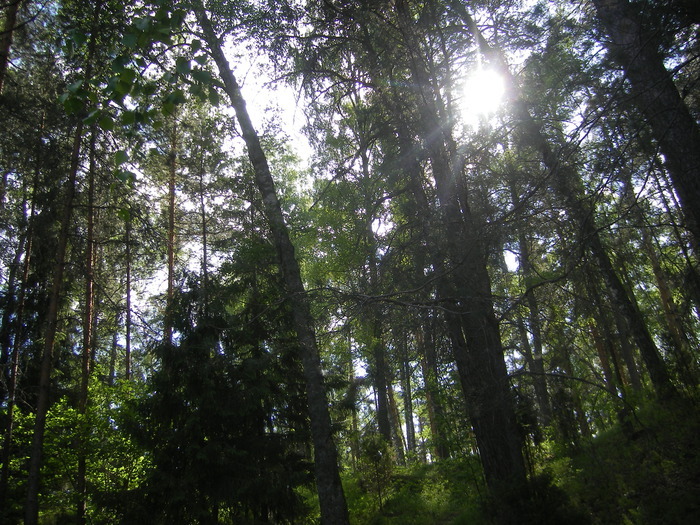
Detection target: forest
<box><xmin>1</xmin><ymin>0</ymin><xmax>699</xmax><ymax>523</ymax></box>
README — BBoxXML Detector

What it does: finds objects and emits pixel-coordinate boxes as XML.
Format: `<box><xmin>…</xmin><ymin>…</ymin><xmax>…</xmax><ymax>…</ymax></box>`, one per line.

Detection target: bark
<box><xmin>197</xmin><ymin>9</ymin><xmax>349</xmax><ymax>524</ymax></box>
<box><xmin>25</xmin><ymin>5</ymin><xmax>101</xmax><ymax>520</ymax></box>
<box><xmin>584</xmin><ymin>265</ymin><xmax>631</xmax><ymax>393</ymax></box>
<box><xmin>76</xmin><ymin>124</ymin><xmax>97</xmax><ymax>525</ymax></box>
<box><xmin>398</xmin><ymin>330</ymin><xmax>417</xmax><ymax>456</ymax></box>
<box><xmin>395</xmin><ymin>1</ymin><xmax>527</xmax><ymax>511</ymax></box>
<box><xmin>452</xmin><ymin>2</ymin><xmax>676</xmax><ymax>400</ymax></box>
<box><xmin>124</xmin><ymin>214</ymin><xmax>132</xmax><ymax>380</ymax></box>
<box><xmin>592</xmin><ymin>0</ymin><xmax>700</xmax><ymax>246</ymax></box>
<box><xmin>0</xmin><ymin>0</ymin><xmax>23</xmax><ymax>93</ymax></box>
<box><xmin>25</xmin><ymin>121</ymin><xmax>83</xmax><ymax>525</ymax></box>
<box><xmin>417</xmin><ymin>320</ymin><xmax>449</xmax><ymax>460</ymax></box>
<box><xmin>509</xmin><ymin>182</ymin><xmax>552</xmax><ymax>425</ymax></box>
<box><xmin>0</xmin><ymin>234</ymin><xmax>22</xmax><ymax>399</ymax></box>
<box><xmin>164</xmin><ymin>121</ymin><xmax>177</xmax><ymax>346</ymax></box>
<box><xmin>387</xmin><ymin>382</ymin><xmax>406</xmax><ymax>464</ymax></box>
<box><xmin>197</xmin><ymin>145</ymin><xmax>209</xmax><ymax>307</ymax></box>
<box><xmin>0</xmin><ymin>174</ymin><xmax>36</xmax><ymax>510</ymax></box>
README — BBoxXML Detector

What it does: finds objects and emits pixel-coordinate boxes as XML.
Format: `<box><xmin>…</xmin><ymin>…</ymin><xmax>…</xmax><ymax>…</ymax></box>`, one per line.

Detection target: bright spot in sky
<box><xmin>461</xmin><ymin>68</ymin><xmax>505</xmax><ymax>128</ymax></box>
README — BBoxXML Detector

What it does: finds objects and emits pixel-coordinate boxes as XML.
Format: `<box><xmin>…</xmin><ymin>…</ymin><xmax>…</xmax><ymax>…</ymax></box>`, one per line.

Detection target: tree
<box><xmin>591</xmin><ymin>0</ymin><xmax>700</xmax><ymax>246</ymax></box>
<box><xmin>194</xmin><ymin>5</ymin><xmax>350</xmax><ymax>523</ymax></box>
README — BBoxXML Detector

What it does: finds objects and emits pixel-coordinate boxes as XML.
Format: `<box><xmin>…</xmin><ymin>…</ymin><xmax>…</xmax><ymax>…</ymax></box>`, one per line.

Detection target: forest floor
<box><xmin>340</xmin><ymin>397</ymin><xmax>700</xmax><ymax>525</ymax></box>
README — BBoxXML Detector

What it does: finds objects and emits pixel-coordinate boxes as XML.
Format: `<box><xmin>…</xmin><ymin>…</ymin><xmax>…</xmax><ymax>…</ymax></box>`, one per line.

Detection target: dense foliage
<box><xmin>1</xmin><ymin>0</ymin><xmax>699</xmax><ymax>523</ymax></box>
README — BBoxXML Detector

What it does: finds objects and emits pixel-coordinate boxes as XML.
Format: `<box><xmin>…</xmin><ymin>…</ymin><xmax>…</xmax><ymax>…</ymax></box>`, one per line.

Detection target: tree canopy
<box><xmin>1</xmin><ymin>0</ymin><xmax>699</xmax><ymax>523</ymax></box>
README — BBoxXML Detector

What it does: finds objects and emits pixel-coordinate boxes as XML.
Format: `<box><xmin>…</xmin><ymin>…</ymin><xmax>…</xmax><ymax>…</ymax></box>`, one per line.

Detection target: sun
<box><xmin>460</xmin><ymin>68</ymin><xmax>505</xmax><ymax>128</ymax></box>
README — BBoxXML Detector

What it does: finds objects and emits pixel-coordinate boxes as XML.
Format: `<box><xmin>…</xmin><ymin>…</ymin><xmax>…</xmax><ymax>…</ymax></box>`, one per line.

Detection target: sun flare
<box><xmin>461</xmin><ymin>68</ymin><xmax>505</xmax><ymax>127</ymax></box>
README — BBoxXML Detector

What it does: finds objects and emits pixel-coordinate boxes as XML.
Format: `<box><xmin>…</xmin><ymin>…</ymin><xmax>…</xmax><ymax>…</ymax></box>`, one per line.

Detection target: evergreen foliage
<box><xmin>0</xmin><ymin>0</ymin><xmax>699</xmax><ymax>523</ymax></box>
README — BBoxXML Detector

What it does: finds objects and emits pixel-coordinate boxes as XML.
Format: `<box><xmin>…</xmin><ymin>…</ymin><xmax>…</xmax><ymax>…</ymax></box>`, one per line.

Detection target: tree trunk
<box><xmin>24</xmin><ymin>5</ymin><xmax>102</xmax><ymax>519</ymax></box>
<box><xmin>396</xmin><ymin>0</ymin><xmax>527</xmax><ymax>505</ymax></box>
<box><xmin>124</xmin><ymin>213</ymin><xmax>132</xmax><ymax>380</ymax></box>
<box><xmin>0</xmin><ymin>170</ymin><xmax>37</xmax><ymax>510</ymax></box>
<box><xmin>509</xmin><ymin>181</ymin><xmax>552</xmax><ymax>425</ymax></box>
<box><xmin>76</xmin><ymin>124</ymin><xmax>97</xmax><ymax>525</ymax></box>
<box><xmin>25</xmin><ymin>121</ymin><xmax>83</xmax><ymax>525</ymax></box>
<box><xmin>0</xmin><ymin>0</ymin><xmax>23</xmax><ymax>93</ymax></box>
<box><xmin>197</xmin><ymin>9</ymin><xmax>349</xmax><ymax>524</ymax></box>
<box><xmin>164</xmin><ymin>120</ymin><xmax>177</xmax><ymax>346</ymax></box>
<box><xmin>398</xmin><ymin>329</ymin><xmax>417</xmax><ymax>456</ymax></box>
<box><xmin>592</xmin><ymin>0</ymin><xmax>700</xmax><ymax>246</ymax></box>
<box><xmin>387</xmin><ymin>381</ymin><xmax>406</xmax><ymax>464</ymax></box>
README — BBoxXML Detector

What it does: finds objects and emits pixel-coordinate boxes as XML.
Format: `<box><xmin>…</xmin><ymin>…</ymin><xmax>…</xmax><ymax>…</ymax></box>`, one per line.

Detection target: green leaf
<box><xmin>120</xmin><ymin>68</ymin><xmax>137</xmax><ymax>84</ymax></box>
<box><xmin>163</xmin><ymin>89</ymin><xmax>186</xmax><ymax>106</ymax></box>
<box><xmin>123</xmin><ymin>33</ymin><xmax>138</xmax><ymax>49</ymax></box>
<box><xmin>68</xmin><ymin>80</ymin><xmax>84</xmax><ymax>93</ymax></box>
<box><xmin>191</xmin><ymin>39</ymin><xmax>202</xmax><ymax>52</ymax></box>
<box><xmin>70</xmin><ymin>30</ymin><xmax>88</xmax><ymax>47</ymax></box>
<box><xmin>191</xmin><ymin>69</ymin><xmax>212</xmax><ymax>84</ymax></box>
<box><xmin>115</xmin><ymin>169</ymin><xmax>136</xmax><ymax>185</ymax></box>
<box><xmin>99</xmin><ymin>114</ymin><xmax>115</xmax><ymax>131</ymax></box>
<box><xmin>121</xmin><ymin>110</ymin><xmax>137</xmax><ymax>126</ymax></box>
<box><xmin>117</xmin><ymin>208</ymin><xmax>131</xmax><ymax>222</ymax></box>
<box><xmin>175</xmin><ymin>57</ymin><xmax>191</xmax><ymax>75</ymax></box>
<box><xmin>208</xmin><ymin>89</ymin><xmax>220</xmax><ymax>106</ymax></box>
<box><xmin>115</xmin><ymin>150</ymin><xmax>129</xmax><ymax>165</ymax></box>
<box><xmin>83</xmin><ymin>109</ymin><xmax>101</xmax><ymax>125</ymax></box>
<box><xmin>63</xmin><ymin>96</ymin><xmax>83</xmax><ymax>115</ymax></box>
<box><xmin>194</xmin><ymin>55</ymin><xmax>208</xmax><ymax>65</ymax></box>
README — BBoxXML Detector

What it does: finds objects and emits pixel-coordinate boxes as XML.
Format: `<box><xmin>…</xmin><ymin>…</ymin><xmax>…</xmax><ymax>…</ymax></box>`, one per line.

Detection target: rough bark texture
<box><xmin>592</xmin><ymin>0</ymin><xmax>700</xmax><ymax>246</ymax></box>
<box><xmin>197</xmin><ymin>9</ymin><xmax>349</xmax><ymax>524</ymax></box>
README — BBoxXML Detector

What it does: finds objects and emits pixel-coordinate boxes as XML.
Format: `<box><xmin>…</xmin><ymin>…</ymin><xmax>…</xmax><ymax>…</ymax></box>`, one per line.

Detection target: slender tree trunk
<box><xmin>398</xmin><ymin>329</ymin><xmax>416</xmax><ymax>456</ymax></box>
<box><xmin>198</xmin><ymin>145</ymin><xmax>209</xmax><ymax>307</ymax></box>
<box><xmin>164</xmin><ymin>121</ymin><xmax>177</xmax><ymax>346</ymax></box>
<box><xmin>197</xmin><ymin>10</ymin><xmax>349</xmax><ymax>524</ymax></box>
<box><xmin>418</xmin><ymin>321</ymin><xmax>448</xmax><ymax>460</ymax></box>
<box><xmin>25</xmin><ymin>121</ymin><xmax>83</xmax><ymax>525</ymax></box>
<box><xmin>0</xmin><ymin>235</ymin><xmax>22</xmax><ymax>399</ymax></box>
<box><xmin>124</xmin><ymin>214</ymin><xmax>132</xmax><ymax>380</ymax></box>
<box><xmin>0</xmin><ymin>0</ymin><xmax>23</xmax><ymax>93</ymax></box>
<box><xmin>592</xmin><ymin>0</ymin><xmax>700</xmax><ymax>246</ymax></box>
<box><xmin>387</xmin><ymin>382</ymin><xmax>406</xmax><ymax>464</ymax></box>
<box><xmin>509</xmin><ymin>182</ymin><xmax>552</xmax><ymax>425</ymax></box>
<box><xmin>0</xmin><ymin>173</ymin><xmax>37</xmax><ymax>511</ymax></box>
<box><xmin>24</xmin><ymin>5</ymin><xmax>101</xmax><ymax>519</ymax></box>
<box><xmin>76</xmin><ymin>124</ymin><xmax>97</xmax><ymax>525</ymax></box>
<box><xmin>621</xmin><ymin>175</ymin><xmax>698</xmax><ymax>387</ymax></box>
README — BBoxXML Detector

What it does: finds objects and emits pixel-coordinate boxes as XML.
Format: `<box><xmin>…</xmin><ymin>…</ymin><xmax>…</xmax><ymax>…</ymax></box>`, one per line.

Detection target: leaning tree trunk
<box><xmin>592</xmin><ymin>0</ymin><xmax>700</xmax><ymax>247</ymax></box>
<box><xmin>196</xmin><ymin>9</ymin><xmax>349</xmax><ymax>524</ymax></box>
